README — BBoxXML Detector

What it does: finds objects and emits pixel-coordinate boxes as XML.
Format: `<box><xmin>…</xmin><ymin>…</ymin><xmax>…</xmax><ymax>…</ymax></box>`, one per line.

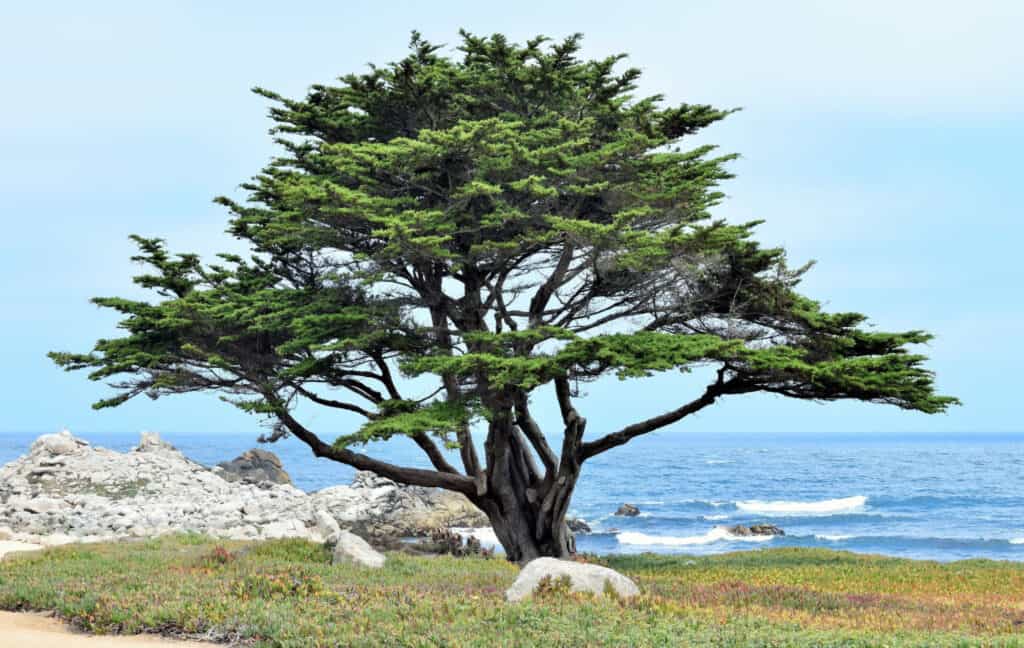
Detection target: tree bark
<box><xmin>476</xmin><ymin>404</ymin><xmax>580</xmax><ymax>563</ymax></box>
<box><xmin>479</xmin><ymin>496</ymin><xmax>576</xmax><ymax>563</ymax></box>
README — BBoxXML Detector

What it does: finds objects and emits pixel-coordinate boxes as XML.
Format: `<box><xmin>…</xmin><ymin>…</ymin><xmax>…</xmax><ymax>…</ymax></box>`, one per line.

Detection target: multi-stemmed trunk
<box><xmin>468</xmin><ymin>398</ymin><xmax>585</xmax><ymax>563</ymax></box>
<box><xmin>473</xmin><ymin>467</ymin><xmax>579</xmax><ymax>562</ymax></box>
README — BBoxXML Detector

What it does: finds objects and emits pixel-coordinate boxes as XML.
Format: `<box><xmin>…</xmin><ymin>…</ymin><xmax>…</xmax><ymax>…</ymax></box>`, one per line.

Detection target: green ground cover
<box><xmin>1</xmin><ymin>535</ymin><xmax>1022</xmax><ymax>647</ymax></box>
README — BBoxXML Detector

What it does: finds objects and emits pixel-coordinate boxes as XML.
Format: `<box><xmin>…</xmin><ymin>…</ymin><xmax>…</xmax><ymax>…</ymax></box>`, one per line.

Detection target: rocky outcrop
<box><xmin>30</xmin><ymin>430</ymin><xmax>89</xmax><ymax>456</ymax></box>
<box><xmin>614</xmin><ymin>503</ymin><xmax>640</xmax><ymax>517</ymax></box>
<box><xmin>0</xmin><ymin>430</ymin><xmax>486</xmax><ymax>546</ymax></box>
<box><xmin>566</xmin><ymin>517</ymin><xmax>592</xmax><ymax>534</ymax></box>
<box><xmin>728</xmin><ymin>523</ymin><xmax>785</xmax><ymax>537</ymax></box>
<box><xmin>330</xmin><ymin>530</ymin><xmax>386</xmax><ymax>568</ymax></box>
<box><xmin>215</xmin><ymin>449</ymin><xmax>292</xmax><ymax>485</ymax></box>
<box><xmin>506</xmin><ymin>558</ymin><xmax>640</xmax><ymax>601</ymax></box>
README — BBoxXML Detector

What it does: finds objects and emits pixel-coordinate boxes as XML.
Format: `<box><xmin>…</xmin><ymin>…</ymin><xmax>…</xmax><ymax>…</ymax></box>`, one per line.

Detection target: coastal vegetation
<box><xmin>49</xmin><ymin>31</ymin><xmax>956</xmax><ymax>561</ymax></box>
<box><xmin>2</xmin><ymin>535</ymin><xmax>1022</xmax><ymax>646</ymax></box>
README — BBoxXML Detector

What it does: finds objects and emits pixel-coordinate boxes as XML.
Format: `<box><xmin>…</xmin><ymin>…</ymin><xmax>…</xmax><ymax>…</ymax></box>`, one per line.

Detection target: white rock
<box><xmin>136</xmin><ymin>431</ymin><xmax>174</xmax><ymax>453</ymax></box>
<box><xmin>24</xmin><ymin>498</ymin><xmax>62</xmax><ymax>514</ymax></box>
<box><xmin>1</xmin><ymin>433</ymin><xmax>482</xmax><ymax>543</ymax></box>
<box><xmin>314</xmin><ymin>509</ymin><xmax>341</xmax><ymax>541</ymax></box>
<box><xmin>505</xmin><ymin>558</ymin><xmax>640</xmax><ymax>602</ymax></box>
<box><xmin>30</xmin><ymin>430</ymin><xmax>85</xmax><ymax>456</ymax></box>
<box><xmin>331</xmin><ymin>530</ymin><xmax>385</xmax><ymax>568</ymax></box>
<box><xmin>261</xmin><ymin>518</ymin><xmax>310</xmax><ymax>539</ymax></box>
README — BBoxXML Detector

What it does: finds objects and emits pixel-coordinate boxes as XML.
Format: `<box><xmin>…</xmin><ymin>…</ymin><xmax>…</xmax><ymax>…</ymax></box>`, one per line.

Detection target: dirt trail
<box><xmin>0</xmin><ymin>540</ymin><xmax>44</xmax><ymax>559</ymax></box>
<box><xmin>0</xmin><ymin>612</ymin><xmax>214</xmax><ymax>647</ymax></box>
<box><xmin>1</xmin><ymin>544</ymin><xmax>213</xmax><ymax>646</ymax></box>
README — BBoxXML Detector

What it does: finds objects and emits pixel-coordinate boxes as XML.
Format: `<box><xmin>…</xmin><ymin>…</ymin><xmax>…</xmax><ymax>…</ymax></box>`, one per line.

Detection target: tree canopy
<box><xmin>51</xmin><ymin>31</ymin><xmax>957</xmax><ymax>560</ymax></box>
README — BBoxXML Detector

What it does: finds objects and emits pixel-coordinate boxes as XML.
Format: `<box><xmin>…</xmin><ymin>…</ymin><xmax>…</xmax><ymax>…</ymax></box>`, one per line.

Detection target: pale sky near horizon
<box><xmin>1</xmin><ymin>1</ymin><xmax>1021</xmax><ymax>439</ymax></box>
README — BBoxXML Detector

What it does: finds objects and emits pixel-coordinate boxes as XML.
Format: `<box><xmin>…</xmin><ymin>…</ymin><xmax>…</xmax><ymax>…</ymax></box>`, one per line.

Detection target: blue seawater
<box><xmin>2</xmin><ymin>430</ymin><xmax>1022</xmax><ymax>562</ymax></box>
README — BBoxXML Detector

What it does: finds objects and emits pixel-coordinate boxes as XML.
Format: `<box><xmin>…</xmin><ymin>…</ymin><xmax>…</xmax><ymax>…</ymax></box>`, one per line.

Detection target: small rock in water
<box><xmin>614</xmin><ymin>503</ymin><xmax>640</xmax><ymax>517</ymax></box>
<box><xmin>331</xmin><ymin>530</ymin><xmax>386</xmax><ymax>568</ymax></box>
<box><xmin>506</xmin><ymin>557</ymin><xmax>639</xmax><ymax>601</ymax></box>
<box><xmin>566</xmin><ymin>517</ymin><xmax>591</xmax><ymax>534</ymax></box>
<box><xmin>728</xmin><ymin>523</ymin><xmax>785</xmax><ymax>536</ymax></box>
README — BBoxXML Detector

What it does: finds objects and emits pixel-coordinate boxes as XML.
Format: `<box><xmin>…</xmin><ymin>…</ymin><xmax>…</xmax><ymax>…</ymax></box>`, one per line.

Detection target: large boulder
<box><xmin>330</xmin><ymin>530</ymin><xmax>386</xmax><ymax>568</ymax></box>
<box><xmin>324</xmin><ymin>471</ymin><xmax>487</xmax><ymax>539</ymax></box>
<box><xmin>216</xmin><ymin>449</ymin><xmax>292</xmax><ymax>485</ymax></box>
<box><xmin>506</xmin><ymin>558</ymin><xmax>640</xmax><ymax>601</ymax></box>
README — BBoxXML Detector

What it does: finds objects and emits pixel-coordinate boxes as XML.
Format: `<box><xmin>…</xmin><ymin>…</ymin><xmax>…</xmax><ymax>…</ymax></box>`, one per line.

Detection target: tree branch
<box><xmin>410</xmin><ymin>432</ymin><xmax>462</xmax><ymax>475</ymax></box>
<box><xmin>289</xmin><ymin>382</ymin><xmax>375</xmax><ymax>418</ymax></box>
<box><xmin>513</xmin><ymin>393</ymin><xmax>558</xmax><ymax>475</ymax></box>
<box><xmin>580</xmin><ymin>371</ymin><xmax>752</xmax><ymax>460</ymax></box>
<box><xmin>528</xmin><ymin>242</ymin><xmax>575</xmax><ymax>327</ymax></box>
<box><xmin>272</xmin><ymin>402</ymin><xmax>476</xmax><ymax>494</ymax></box>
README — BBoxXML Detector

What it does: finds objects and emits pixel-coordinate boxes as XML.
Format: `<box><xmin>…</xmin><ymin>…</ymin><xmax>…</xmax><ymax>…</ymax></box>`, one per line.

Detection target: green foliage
<box><xmin>49</xmin><ymin>30</ymin><xmax>955</xmax><ymax>489</ymax></box>
<box><xmin>340</xmin><ymin>399</ymin><xmax>476</xmax><ymax>448</ymax></box>
<box><xmin>1</xmin><ymin>536</ymin><xmax>1022</xmax><ymax>646</ymax></box>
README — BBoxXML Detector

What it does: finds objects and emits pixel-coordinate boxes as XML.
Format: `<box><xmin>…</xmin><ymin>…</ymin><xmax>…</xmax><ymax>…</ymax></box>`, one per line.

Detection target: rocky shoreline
<box><xmin>0</xmin><ymin>430</ymin><xmax>486</xmax><ymax>547</ymax></box>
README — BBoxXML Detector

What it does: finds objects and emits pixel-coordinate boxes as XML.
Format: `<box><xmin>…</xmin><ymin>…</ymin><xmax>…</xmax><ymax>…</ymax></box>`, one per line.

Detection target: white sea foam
<box><xmin>617</xmin><ymin>527</ymin><xmax>775</xmax><ymax>547</ymax></box>
<box><xmin>735</xmin><ymin>495</ymin><xmax>867</xmax><ymax>516</ymax></box>
<box><xmin>702</xmin><ymin>514</ymin><xmax>729</xmax><ymax>521</ymax></box>
<box><xmin>451</xmin><ymin>526</ymin><xmax>500</xmax><ymax>549</ymax></box>
<box><xmin>816</xmin><ymin>534</ymin><xmax>854</xmax><ymax>541</ymax></box>
<box><xmin>705</xmin><ymin>459</ymin><xmax>732</xmax><ymax>465</ymax></box>
<box><xmin>1010</xmin><ymin>537</ymin><xmax>1024</xmax><ymax>545</ymax></box>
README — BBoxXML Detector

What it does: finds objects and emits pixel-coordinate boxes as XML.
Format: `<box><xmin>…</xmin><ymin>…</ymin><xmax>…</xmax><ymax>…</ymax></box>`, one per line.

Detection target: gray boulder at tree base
<box><xmin>506</xmin><ymin>557</ymin><xmax>640</xmax><ymax>601</ymax></box>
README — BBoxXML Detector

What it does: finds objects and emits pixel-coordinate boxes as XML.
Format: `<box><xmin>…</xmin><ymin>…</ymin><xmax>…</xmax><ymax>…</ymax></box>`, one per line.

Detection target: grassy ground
<box><xmin>1</xmin><ymin>535</ymin><xmax>1022</xmax><ymax>647</ymax></box>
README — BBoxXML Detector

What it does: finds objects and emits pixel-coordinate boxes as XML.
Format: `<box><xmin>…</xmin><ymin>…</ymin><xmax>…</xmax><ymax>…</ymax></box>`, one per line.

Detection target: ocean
<box><xmin>2</xmin><ymin>430</ymin><xmax>1022</xmax><ymax>562</ymax></box>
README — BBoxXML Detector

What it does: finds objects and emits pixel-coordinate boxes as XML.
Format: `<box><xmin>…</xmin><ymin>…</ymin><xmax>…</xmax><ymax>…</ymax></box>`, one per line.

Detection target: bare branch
<box><xmin>513</xmin><ymin>393</ymin><xmax>558</xmax><ymax>475</ymax></box>
<box><xmin>271</xmin><ymin>400</ymin><xmax>476</xmax><ymax>494</ymax></box>
<box><xmin>580</xmin><ymin>371</ymin><xmax>753</xmax><ymax>460</ymax></box>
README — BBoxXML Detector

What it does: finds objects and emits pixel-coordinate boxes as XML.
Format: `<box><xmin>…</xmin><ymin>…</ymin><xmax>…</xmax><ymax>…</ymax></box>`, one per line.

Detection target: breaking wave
<box><xmin>617</xmin><ymin>527</ymin><xmax>775</xmax><ymax>547</ymax></box>
<box><xmin>735</xmin><ymin>495</ymin><xmax>867</xmax><ymax>516</ymax></box>
<box><xmin>1010</xmin><ymin>537</ymin><xmax>1024</xmax><ymax>545</ymax></box>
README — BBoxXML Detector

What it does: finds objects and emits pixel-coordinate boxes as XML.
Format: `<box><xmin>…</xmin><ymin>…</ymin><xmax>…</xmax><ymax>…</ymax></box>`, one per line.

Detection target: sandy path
<box><xmin>1</xmin><ymin>543</ymin><xmax>214</xmax><ymax>646</ymax></box>
<box><xmin>0</xmin><ymin>540</ymin><xmax>45</xmax><ymax>559</ymax></box>
<box><xmin>0</xmin><ymin>612</ymin><xmax>214</xmax><ymax>647</ymax></box>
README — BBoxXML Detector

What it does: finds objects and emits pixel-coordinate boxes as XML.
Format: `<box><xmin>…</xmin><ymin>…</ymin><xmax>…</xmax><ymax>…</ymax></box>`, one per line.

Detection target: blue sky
<box><xmin>1</xmin><ymin>1</ymin><xmax>1021</xmax><ymax>438</ymax></box>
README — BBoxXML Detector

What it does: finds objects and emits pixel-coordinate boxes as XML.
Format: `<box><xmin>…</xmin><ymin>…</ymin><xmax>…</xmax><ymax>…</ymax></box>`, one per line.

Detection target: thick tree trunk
<box><xmin>477</xmin><ymin>487</ymin><xmax>576</xmax><ymax>563</ymax></box>
<box><xmin>476</xmin><ymin>404</ymin><xmax>581</xmax><ymax>563</ymax></box>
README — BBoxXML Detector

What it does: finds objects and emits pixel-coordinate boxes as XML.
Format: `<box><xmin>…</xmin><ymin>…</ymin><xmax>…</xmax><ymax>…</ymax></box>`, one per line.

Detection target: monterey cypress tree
<box><xmin>51</xmin><ymin>32</ymin><xmax>956</xmax><ymax>562</ymax></box>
